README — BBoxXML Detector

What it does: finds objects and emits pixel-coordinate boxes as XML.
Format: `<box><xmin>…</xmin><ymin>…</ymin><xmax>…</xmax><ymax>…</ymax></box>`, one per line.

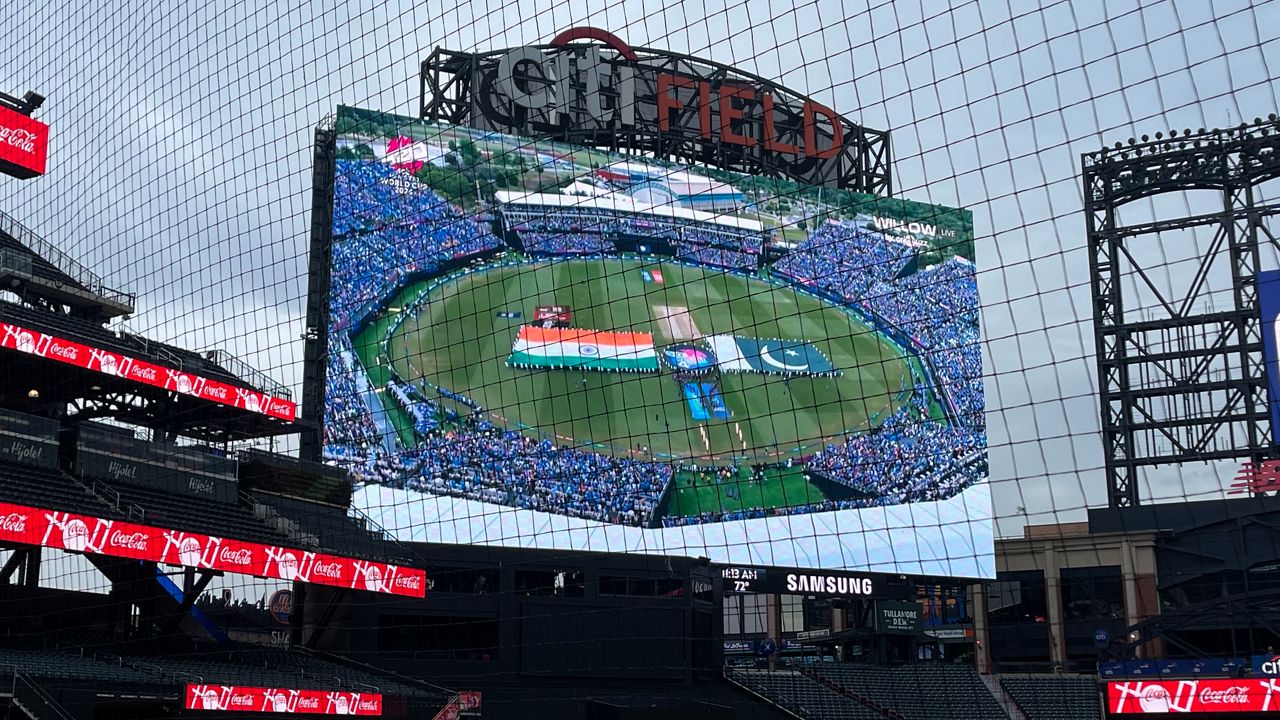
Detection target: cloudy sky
<box><xmin>1</xmin><ymin>0</ymin><xmax>1278</xmax><ymax>539</ymax></box>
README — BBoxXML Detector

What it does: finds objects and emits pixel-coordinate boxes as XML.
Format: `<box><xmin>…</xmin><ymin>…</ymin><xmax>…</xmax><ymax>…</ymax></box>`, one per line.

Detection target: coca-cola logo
<box><xmin>97</xmin><ymin>353</ymin><xmax>120</xmax><ymax>376</ymax></box>
<box><xmin>197</xmin><ymin>689</ymin><xmax>222</xmax><ymax>710</ymax></box>
<box><xmin>14</xmin><ymin>332</ymin><xmax>35</xmax><ymax>353</ymax></box>
<box><xmin>393</xmin><ymin>573</ymin><xmax>422</xmax><ymax>591</ymax></box>
<box><xmin>131</xmin><ymin>366</ymin><xmax>157</xmax><ymax>381</ymax></box>
<box><xmin>109</xmin><ymin>530</ymin><xmax>148</xmax><ymax>551</ymax></box>
<box><xmin>275</xmin><ymin>551</ymin><xmax>299</xmax><ymax>580</ymax></box>
<box><xmin>296</xmin><ymin>696</ymin><xmax>320</xmax><ymax>710</ymax></box>
<box><xmin>268</xmin><ymin>398</ymin><xmax>294</xmax><ymax>415</ymax></box>
<box><xmin>0</xmin><ymin>125</ymin><xmax>38</xmax><ymax>154</ymax></box>
<box><xmin>1199</xmin><ymin>686</ymin><xmax>1250</xmax><ymax>704</ymax></box>
<box><xmin>268</xmin><ymin>692</ymin><xmax>290</xmax><ymax>713</ymax></box>
<box><xmin>0</xmin><ymin>512</ymin><xmax>28</xmax><ymax>534</ymax></box>
<box><xmin>363</xmin><ymin>565</ymin><xmax>383</xmax><ymax>592</ymax></box>
<box><xmin>218</xmin><ymin>547</ymin><xmax>253</xmax><ymax>566</ymax></box>
<box><xmin>46</xmin><ymin>341</ymin><xmax>78</xmax><ymax>360</ymax></box>
<box><xmin>227</xmin><ymin>693</ymin><xmax>255</xmax><ymax>708</ymax></box>
<box><xmin>178</xmin><ymin>536</ymin><xmax>204</xmax><ymax>567</ymax></box>
<box><xmin>357</xmin><ymin>697</ymin><xmax>381</xmax><ymax>711</ymax></box>
<box><xmin>205</xmin><ymin>385</ymin><xmax>227</xmax><ymax>400</ymax></box>
<box><xmin>62</xmin><ymin>518</ymin><xmax>90</xmax><ymax>551</ymax></box>
<box><xmin>312</xmin><ymin>560</ymin><xmax>344</xmax><ymax>579</ymax></box>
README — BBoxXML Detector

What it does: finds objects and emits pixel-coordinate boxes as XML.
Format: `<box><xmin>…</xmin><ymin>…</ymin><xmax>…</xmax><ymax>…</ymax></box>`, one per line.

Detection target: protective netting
<box><xmin>0</xmin><ymin>1</ymin><xmax>1276</xmax><ymax>718</ymax></box>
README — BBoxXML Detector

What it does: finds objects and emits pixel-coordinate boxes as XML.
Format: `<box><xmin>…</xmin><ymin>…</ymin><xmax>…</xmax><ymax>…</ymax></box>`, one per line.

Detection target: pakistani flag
<box><xmin>707</xmin><ymin>335</ymin><xmax>837</xmax><ymax>376</ymax></box>
<box><xmin>508</xmin><ymin>326</ymin><xmax>660</xmax><ymax>372</ymax></box>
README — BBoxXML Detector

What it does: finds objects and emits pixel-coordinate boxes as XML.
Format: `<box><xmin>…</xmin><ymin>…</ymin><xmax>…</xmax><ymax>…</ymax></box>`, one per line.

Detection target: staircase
<box><xmin>981</xmin><ymin>675</ymin><xmax>1028</xmax><ymax>720</ymax></box>
<box><xmin>8</xmin><ymin>671</ymin><xmax>79</xmax><ymax>720</ymax></box>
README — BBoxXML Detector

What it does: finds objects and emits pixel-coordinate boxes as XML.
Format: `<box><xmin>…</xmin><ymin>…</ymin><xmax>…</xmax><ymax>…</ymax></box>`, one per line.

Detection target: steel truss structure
<box><xmin>1086</xmin><ymin>116</ymin><xmax>1280</xmax><ymax>507</ymax></box>
<box><xmin>420</xmin><ymin>44</ymin><xmax>891</xmax><ymax>193</ymax></box>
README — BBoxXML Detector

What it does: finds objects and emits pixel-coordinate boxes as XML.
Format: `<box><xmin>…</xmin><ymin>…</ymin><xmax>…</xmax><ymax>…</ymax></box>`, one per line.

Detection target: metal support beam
<box><xmin>0</xmin><ymin>549</ymin><xmax>26</xmax><ymax>585</ymax></box>
<box><xmin>1086</xmin><ymin>118</ymin><xmax>1280</xmax><ymax>507</ymax></box>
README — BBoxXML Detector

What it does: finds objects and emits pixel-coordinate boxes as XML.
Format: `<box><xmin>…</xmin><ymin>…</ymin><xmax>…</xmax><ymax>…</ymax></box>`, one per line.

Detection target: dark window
<box><xmin>515</xmin><ymin>569</ymin><xmax>558</xmax><ymax>597</ymax></box>
<box><xmin>804</xmin><ymin>597</ymin><xmax>832</xmax><ymax>630</ymax></box>
<box><xmin>655</xmin><ymin>578</ymin><xmax>684</xmax><ymax>597</ymax></box>
<box><xmin>557</xmin><ymin>569</ymin><xmax>586</xmax><ymax>597</ymax></box>
<box><xmin>917</xmin><ymin>584</ymin><xmax>970</xmax><ymax>626</ymax></box>
<box><xmin>426</xmin><ymin>567</ymin><xmax>497</xmax><ymax>594</ymax></box>
<box><xmin>599</xmin><ymin>576</ymin><xmax>629</xmax><ymax>595</ymax></box>
<box><xmin>1061</xmin><ymin>566</ymin><xmax>1124</xmax><ymax>620</ymax></box>
<box><xmin>378</xmin><ymin>615</ymin><xmax>497</xmax><ymax>661</ymax></box>
<box><xmin>988</xmin><ymin>570</ymin><xmax>1047</xmax><ymax>623</ymax></box>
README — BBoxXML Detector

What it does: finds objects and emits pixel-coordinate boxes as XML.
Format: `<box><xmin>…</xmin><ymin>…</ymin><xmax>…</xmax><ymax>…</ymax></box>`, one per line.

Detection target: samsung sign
<box><xmin>785</xmin><ymin>573</ymin><xmax>874</xmax><ymax>596</ymax></box>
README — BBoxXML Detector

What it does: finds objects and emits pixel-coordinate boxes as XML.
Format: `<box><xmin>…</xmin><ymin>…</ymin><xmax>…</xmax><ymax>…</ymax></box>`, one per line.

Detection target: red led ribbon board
<box><xmin>1109</xmin><ymin>679</ymin><xmax>1280</xmax><ymax>714</ymax></box>
<box><xmin>0</xmin><ymin>501</ymin><xmax>426</xmax><ymax>598</ymax></box>
<box><xmin>186</xmin><ymin>685</ymin><xmax>382</xmax><ymax>715</ymax></box>
<box><xmin>0</xmin><ymin>105</ymin><xmax>48</xmax><ymax>179</ymax></box>
<box><xmin>0</xmin><ymin>322</ymin><xmax>297</xmax><ymax>421</ymax></box>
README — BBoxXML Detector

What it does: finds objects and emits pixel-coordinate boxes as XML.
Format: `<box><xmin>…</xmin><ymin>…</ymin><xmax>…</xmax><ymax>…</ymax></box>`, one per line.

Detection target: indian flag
<box><xmin>508</xmin><ymin>327</ymin><xmax>660</xmax><ymax>372</ymax></box>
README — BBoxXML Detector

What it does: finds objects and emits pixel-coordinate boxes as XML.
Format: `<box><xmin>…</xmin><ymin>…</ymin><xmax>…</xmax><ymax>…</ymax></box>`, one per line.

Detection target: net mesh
<box><xmin>0</xmin><ymin>1</ymin><xmax>1276</xmax><ymax>718</ymax></box>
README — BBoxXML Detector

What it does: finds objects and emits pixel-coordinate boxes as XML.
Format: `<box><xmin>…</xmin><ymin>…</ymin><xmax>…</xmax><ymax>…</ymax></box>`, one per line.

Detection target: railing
<box><xmin>88</xmin><ymin>479</ymin><xmax>145</xmax><ymax>521</ymax></box>
<box><xmin>205</xmin><ymin>349</ymin><xmax>293</xmax><ymax>400</ymax></box>
<box><xmin>298</xmin><ymin>647</ymin><xmax>453</xmax><ymax>698</ymax></box>
<box><xmin>345</xmin><ymin>504</ymin><xmax>395</xmax><ymax>544</ymax></box>
<box><xmin>3</xmin><ymin>666</ymin><xmax>78</xmax><ymax>720</ymax></box>
<box><xmin>0</xmin><ymin>209</ymin><xmax>136</xmax><ymax>309</ymax></box>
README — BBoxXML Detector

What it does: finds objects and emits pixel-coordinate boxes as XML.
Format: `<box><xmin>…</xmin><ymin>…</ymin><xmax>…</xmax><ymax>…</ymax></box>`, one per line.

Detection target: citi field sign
<box><xmin>420</xmin><ymin>27</ymin><xmax>891</xmax><ymax>191</ymax></box>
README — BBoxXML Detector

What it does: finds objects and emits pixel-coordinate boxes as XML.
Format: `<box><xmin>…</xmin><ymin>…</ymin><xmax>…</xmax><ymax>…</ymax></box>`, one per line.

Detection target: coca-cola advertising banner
<box><xmin>1109</xmin><ymin>679</ymin><xmax>1280</xmax><ymax>713</ymax></box>
<box><xmin>0</xmin><ymin>105</ymin><xmax>48</xmax><ymax>179</ymax></box>
<box><xmin>456</xmin><ymin>691</ymin><xmax>482</xmax><ymax>713</ymax></box>
<box><xmin>185</xmin><ymin>684</ymin><xmax>382</xmax><ymax>715</ymax></box>
<box><xmin>0</xmin><ymin>500</ymin><xmax>426</xmax><ymax>597</ymax></box>
<box><xmin>0</xmin><ymin>322</ymin><xmax>296</xmax><ymax>421</ymax></box>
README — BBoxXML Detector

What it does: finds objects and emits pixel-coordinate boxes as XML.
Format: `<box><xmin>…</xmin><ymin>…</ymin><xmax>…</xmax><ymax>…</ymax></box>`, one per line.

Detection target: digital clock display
<box><xmin>721</xmin><ymin>566</ymin><xmax>767</xmax><ymax>593</ymax></box>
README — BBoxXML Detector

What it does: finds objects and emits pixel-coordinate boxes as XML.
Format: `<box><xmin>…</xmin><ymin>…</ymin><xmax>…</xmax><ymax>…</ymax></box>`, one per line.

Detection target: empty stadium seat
<box><xmin>1000</xmin><ymin>674</ymin><xmax>1101</xmax><ymax>720</ymax></box>
<box><xmin>0</xmin><ymin>464</ymin><xmax>119</xmax><ymax>518</ymax></box>
<box><xmin>249</xmin><ymin>492</ymin><xmax>414</xmax><ymax>564</ymax></box>
<box><xmin>809</xmin><ymin>664</ymin><xmax>1010</xmax><ymax>720</ymax></box>
<box><xmin>0</xmin><ymin>646</ymin><xmax>161</xmax><ymax>686</ymax></box>
<box><xmin>100</xmin><ymin>482</ymin><xmax>289</xmax><ymax>546</ymax></box>
<box><xmin>727</xmin><ymin>667</ymin><xmax>885</xmax><ymax>720</ymax></box>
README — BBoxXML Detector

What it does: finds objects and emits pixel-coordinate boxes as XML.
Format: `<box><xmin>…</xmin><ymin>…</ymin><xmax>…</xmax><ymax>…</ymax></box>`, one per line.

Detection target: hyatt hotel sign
<box><xmin>420</xmin><ymin>27</ymin><xmax>891</xmax><ymax>192</ymax></box>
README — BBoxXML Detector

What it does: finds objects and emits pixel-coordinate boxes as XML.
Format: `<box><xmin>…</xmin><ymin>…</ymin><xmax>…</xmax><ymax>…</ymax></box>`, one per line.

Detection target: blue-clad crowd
<box><xmin>329</xmin><ymin>160</ymin><xmax>502</xmax><ymax>331</ymax></box>
<box><xmin>369</xmin><ymin>429</ymin><xmax>672</xmax><ymax>526</ymax></box>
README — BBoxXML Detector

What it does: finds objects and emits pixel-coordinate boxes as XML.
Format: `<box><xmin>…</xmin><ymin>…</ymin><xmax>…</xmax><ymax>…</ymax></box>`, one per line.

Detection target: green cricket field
<box><xmin>355</xmin><ymin>256</ymin><xmax>915</xmax><ymax>470</ymax></box>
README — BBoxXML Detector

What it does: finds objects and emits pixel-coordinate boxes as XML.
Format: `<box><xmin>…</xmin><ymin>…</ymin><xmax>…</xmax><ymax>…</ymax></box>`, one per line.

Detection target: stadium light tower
<box><xmin>0</xmin><ymin>90</ymin><xmax>44</xmax><ymax>116</ymax></box>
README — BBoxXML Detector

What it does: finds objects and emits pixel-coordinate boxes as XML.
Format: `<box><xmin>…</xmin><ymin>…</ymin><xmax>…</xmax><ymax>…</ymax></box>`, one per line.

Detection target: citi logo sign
<box><xmin>1261</xmin><ymin>655</ymin><xmax>1280</xmax><ymax>675</ymax></box>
